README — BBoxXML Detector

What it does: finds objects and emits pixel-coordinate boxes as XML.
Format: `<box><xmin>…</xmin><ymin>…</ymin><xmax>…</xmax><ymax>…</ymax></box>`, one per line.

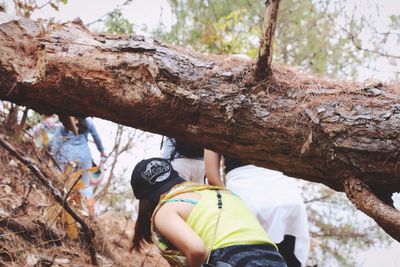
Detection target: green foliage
<box><xmin>12</xmin><ymin>0</ymin><xmax>68</xmax><ymax>17</ymax></box>
<box><xmin>389</xmin><ymin>15</ymin><xmax>400</xmax><ymax>43</ymax></box>
<box><xmin>154</xmin><ymin>1</ymin><xmax>263</xmax><ymax>57</ymax></box>
<box><xmin>274</xmin><ymin>0</ymin><xmax>364</xmax><ymax>77</ymax></box>
<box><xmin>104</xmin><ymin>9</ymin><xmax>134</xmax><ymax>34</ymax></box>
<box><xmin>154</xmin><ymin>0</ymin><xmax>368</xmax><ymax>78</ymax></box>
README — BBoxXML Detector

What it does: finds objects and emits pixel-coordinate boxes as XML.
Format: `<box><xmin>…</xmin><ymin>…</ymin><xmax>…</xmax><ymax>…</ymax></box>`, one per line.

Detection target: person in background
<box><xmin>51</xmin><ymin>117</ymin><xmax>106</xmax><ymax>216</ymax></box>
<box><xmin>130</xmin><ymin>157</ymin><xmax>287</xmax><ymax>267</ymax></box>
<box><xmin>204</xmin><ymin>150</ymin><xmax>310</xmax><ymax>267</ymax></box>
<box><xmin>161</xmin><ymin>137</ymin><xmax>205</xmax><ymax>184</ymax></box>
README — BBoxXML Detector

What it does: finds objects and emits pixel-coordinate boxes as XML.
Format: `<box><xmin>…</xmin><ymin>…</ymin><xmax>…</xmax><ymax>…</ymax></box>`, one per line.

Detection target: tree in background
<box><xmin>155</xmin><ymin>0</ymin><xmax>399</xmax><ymax>80</ymax></box>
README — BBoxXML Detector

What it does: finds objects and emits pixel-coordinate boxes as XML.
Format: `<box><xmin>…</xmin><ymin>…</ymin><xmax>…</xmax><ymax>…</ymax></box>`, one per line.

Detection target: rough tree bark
<box><xmin>0</xmin><ymin>13</ymin><xmax>399</xmax><ymax>239</ymax></box>
<box><xmin>344</xmin><ymin>174</ymin><xmax>400</xmax><ymax>241</ymax></box>
<box><xmin>255</xmin><ymin>0</ymin><xmax>280</xmax><ymax>80</ymax></box>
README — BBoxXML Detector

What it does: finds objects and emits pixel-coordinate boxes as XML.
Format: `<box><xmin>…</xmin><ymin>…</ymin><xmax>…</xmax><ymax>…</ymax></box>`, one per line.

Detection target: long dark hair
<box><xmin>76</xmin><ymin>117</ymin><xmax>88</xmax><ymax>135</ymax></box>
<box><xmin>131</xmin><ymin>197</ymin><xmax>158</xmax><ymax>251</ymax></box>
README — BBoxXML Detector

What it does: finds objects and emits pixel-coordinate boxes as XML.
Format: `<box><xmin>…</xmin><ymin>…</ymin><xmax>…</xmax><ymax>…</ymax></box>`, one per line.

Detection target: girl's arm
<box><xmin>86</xmin><ymin>118</ymin><xmax>106</xmax><ymax>157</ymax></box>
<box><xmin>154</xmin><ymin>205</ymin><xmax>207</xmax><ymax>267</ymax></box>
<box><xmin>204</xmin><ymin>149</ymin><xmax>224</xmax><ymax>187</ymax></box>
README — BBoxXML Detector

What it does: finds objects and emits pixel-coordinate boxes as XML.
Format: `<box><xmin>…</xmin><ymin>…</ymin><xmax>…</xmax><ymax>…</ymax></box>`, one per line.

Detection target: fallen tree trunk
<box><xmin>0</xmin><ymin>14</ymin><xmax>399</xmax><ymax>195</ymax></box>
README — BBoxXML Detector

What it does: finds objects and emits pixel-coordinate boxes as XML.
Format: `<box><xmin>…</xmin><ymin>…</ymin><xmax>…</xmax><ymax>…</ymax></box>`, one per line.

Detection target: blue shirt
<box><xmin>51</xmin><ymin>118</ymin><xmax>104</xmax><ymax>167</ymax></box>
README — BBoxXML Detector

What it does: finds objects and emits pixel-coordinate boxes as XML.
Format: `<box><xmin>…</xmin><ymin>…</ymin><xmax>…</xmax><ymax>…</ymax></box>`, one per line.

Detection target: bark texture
<box><xmin>0</xmin><ymin>13</ymin><xmax>399</xmax><ymax>196</ymax></box>
<box><xmin>255</xmin><ymin>0</ymin><xmax>280</xmax><ymax>80</ymax></box>
<box><xmin>344</xmin><ymin>175</ymin><xmax>400</xmax><ymax>241</ymax></box>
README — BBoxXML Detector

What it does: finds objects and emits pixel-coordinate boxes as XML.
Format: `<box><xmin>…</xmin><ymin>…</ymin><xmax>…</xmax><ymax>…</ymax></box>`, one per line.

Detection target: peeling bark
<box><xmin>0</xmin><ymin>13</ymin><xmax>399</xmax><ymax>198</ymax></box>
<box><xmin>344</xmin><ymin>175</ymin><xmax>400</xmax><ymax>241</ymax></box>
<box><xmin>255</xmin><ymin>0</ymin><xmax>280</xmax><ymax>80</ymax></box>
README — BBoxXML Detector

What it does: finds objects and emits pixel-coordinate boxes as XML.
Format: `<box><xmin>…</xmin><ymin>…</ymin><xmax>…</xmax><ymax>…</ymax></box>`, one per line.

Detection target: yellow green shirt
<box><xmin>186</xmin><ymin>190</ymin><xmax>276</xmax><ymax>250</ymax></box>
<box><xmin>152</xmin><ymin>183</ymin><xmax>276</xmax><ymax>267</ymax></box>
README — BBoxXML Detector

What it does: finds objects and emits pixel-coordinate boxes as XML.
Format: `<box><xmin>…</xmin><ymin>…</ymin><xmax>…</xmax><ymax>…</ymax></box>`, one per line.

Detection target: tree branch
<box><xmin>0</xmin><ymin>135</ymin><xmax>98</xmax><ymax>265</ymax></box>
<box><xmin>255</xmin><ymin>0</ymin><xmax>280</xmax><ymax>80</ymax></box>
<box><xmin>343</xmin><ymin>174</ymin><xmax>400</xmax><ymax>242</ymax></box>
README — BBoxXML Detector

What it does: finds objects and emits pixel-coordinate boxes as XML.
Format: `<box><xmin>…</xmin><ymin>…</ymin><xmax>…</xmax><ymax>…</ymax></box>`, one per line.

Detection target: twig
<box><xmin>0</xmin><ymin>136</ymin><xmax>98</xmax><ymax>265</ymax></box>
<box><xmin>37</xmin><ymin>0</ymin><xmax>52</xmax><ymax>10</ymax></box>
<box><xmin>304</xmin><ymin>191</ymin><xmax>334</xmax><ymax>204</ymax></box>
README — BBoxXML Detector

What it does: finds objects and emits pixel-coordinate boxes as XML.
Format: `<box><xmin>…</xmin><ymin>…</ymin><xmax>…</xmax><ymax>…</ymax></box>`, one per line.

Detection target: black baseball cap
<box><xmin>131</xmin><ymin>158</ymin><xmax>185</xmax><ymax>202</ymax></box>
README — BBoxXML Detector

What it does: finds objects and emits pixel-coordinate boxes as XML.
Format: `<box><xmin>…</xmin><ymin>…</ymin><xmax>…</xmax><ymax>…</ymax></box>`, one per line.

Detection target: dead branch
<box><xmin>255</xmin><ymin>0</ymin><xmax>280</xmax><ymax>80</ymax></box>
<box><xmin>343</xmin><ymin>175</ymin><xmax>400</xmax><ymax>242</ymax></box>
<box><xmin>0</xmin><ymin>136</ymin><xmax>98</xmax><ymax>265</ymax></box>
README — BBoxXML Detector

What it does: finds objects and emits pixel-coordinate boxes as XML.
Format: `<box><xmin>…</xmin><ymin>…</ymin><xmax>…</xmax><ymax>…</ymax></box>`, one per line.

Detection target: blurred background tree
<box><xmin>153</xmin><ymin>0</ymin><xmax>399</xmax><ymax>80</ymax></box>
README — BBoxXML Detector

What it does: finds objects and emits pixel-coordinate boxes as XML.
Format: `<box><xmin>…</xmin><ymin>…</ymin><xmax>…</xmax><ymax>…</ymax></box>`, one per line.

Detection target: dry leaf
<box><xmin>41</xmin><ymin>129</ymin><xmax>49</xmax><ymax>146</ymax></box>
<box><xmin>68</xmin><ymin>169</ymin><xmax>84</xmax><ymax>181</ymax></box>
<box><xmin>62</xmin><ymin>211</ymin><xmax>79</xmax><ymax>240</ymax></box>
<box><xmin>64</xmin><ymin>164</ymin><xmax>73</xmax><ymax>175</ymax></box>
<box><xmin>68</xmin><ymin>192</ymin><xmax>82</xmax><ymax>204</ymax></box>
<box><xmin>45</xmin><ymin>203</ymin><xmax>62</xmax><ymax>224</ymax></box>
<box><xmin>74</xmin><ymin>180</ymin><xmax>86</xmax><ymax>190</ymax></box>
<box><xmin>66</xmin><ymin>169</ymin><xmax>84</xmax><ymax>191</ymax></box>
<box><xmin>87</xmin><ymin>166</ymin><xmax>98</xmax><ymax>173</ymax></box>
<box><xmin>300</xmin><ymin>131</ymin><xmax>313</xmax><ymax>155</ymax></box>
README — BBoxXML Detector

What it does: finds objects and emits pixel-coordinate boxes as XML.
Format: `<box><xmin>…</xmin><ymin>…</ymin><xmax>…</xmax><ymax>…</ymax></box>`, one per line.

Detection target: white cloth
<box><xmin>225</xmin><ymin>165</ymin><xmax>310</xmax><ymax>266</ymax></box>
<box><xmin>171</xmin><ymin>158</ymin><xmax>205</xmax><ymax>184</ymax></box>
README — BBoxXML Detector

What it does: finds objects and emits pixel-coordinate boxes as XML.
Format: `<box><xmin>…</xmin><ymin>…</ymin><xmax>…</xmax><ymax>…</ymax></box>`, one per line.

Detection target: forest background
<box><xmin>1</xmin><ymin>0</ymin><xmax>400</xmax><ymax>266</ymax></box>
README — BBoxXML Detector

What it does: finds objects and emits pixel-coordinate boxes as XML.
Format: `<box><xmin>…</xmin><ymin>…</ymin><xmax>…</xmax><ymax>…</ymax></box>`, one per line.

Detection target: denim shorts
<box><xmin>208</xmin><ymin>243</ymin><xmax>288</xmax><ymax>267</ymax></box>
